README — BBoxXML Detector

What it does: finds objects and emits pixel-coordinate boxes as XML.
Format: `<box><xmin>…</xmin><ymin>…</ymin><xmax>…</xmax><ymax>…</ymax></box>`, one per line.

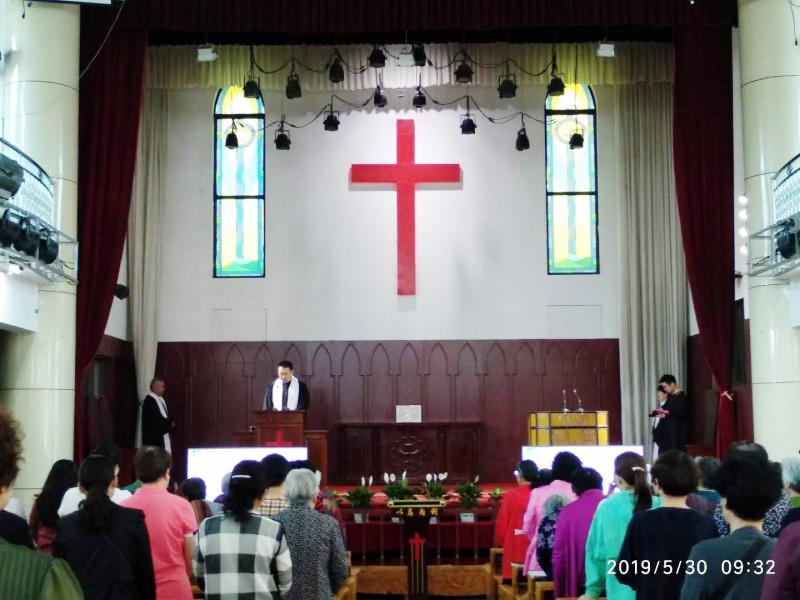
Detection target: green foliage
<box><xmin>346</xmin><ymin>485</ymin><xmax>374</xmax><ymax>509</ymax></box>
<box><xmin>455</xmin><ymin>476</ymin><xmax>482</xmax><ymax>509</ymax></box>
<box><xmin>383</xmin><ymin>479</ymin><xmax>416</xmax><ymax>501</ymax></box>
<box><xmin>421</xmin><ymin>480</ymin><xmax>448</xmax><ymax>499</ymax></box>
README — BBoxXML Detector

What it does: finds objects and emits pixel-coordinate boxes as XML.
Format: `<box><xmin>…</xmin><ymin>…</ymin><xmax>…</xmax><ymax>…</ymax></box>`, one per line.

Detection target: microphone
<box><xmin>561</xmin><ymin>389</ymin><xmax>570</xmax><ymax>413</ymax></box>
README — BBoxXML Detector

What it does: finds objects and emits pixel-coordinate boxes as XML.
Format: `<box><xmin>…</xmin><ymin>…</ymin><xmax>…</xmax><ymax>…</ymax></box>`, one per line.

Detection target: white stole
<box><xmin>149</xmin><ymin>393</ymin><xmax>172</xmax><ymax>452</ymax></box>
<box><xmin>271</xmin><ymin>376</ymin><xmax>299</xmax><ymax>411</ymax></box>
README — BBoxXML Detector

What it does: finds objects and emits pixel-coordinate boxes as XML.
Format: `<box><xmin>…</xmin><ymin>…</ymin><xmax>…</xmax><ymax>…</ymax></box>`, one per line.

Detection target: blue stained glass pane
<box><xmin>214</xmin><ymin>86</ymin><xmax>265</xmax><ymax>278</ymax></box>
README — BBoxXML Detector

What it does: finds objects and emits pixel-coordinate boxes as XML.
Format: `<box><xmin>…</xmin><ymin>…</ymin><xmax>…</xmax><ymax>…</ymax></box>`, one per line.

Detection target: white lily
<box><xmin>368</xmin><ymin>476</ymin><xmax>374</xmax><ymax>487</ymax></box>
<box><xmin>390</xmin><ymin>473</ymin><xmax>396</xmax><ymax>483</ymax></box>
<box><xmin>401</xmin><ymin>471</ymin><xmax>407</xmax><ymax>482</ymax></box>
<box><xmin>384</xmin><ymin>473</ymin><xmax>390</xmax><ymax>484</ymax></box>
<box><xmin>361</xmin><ymin>477</ymin><xmax>365</xmax><ymax>487</ymax></box>
<box><xmin>439</xmin><ymin>472</ymin><xmax>447</xmax><ymax>481</ymax></box>
<box><xmin>426</xmin><ymin>473</ymin><xmax>433</xmax><ymax>482</ymax></box>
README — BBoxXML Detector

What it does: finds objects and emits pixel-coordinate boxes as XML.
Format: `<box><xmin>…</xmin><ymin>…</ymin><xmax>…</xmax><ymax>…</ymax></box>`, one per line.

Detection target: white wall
<box><xmin>159</xmin><ymin>85</ymin><xmax>620</xmax><ymax>342</ymax></box>
<box><xmin>0</xmin><ymin>271</ymin><xmax>38</xmax><ymax>332</ymax></box>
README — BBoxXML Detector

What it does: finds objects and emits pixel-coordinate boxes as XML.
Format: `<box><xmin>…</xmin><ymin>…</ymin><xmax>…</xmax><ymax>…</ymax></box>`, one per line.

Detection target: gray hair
<box><xmin>781</xmin><ymin>456</ymin><xmax>800</xmax><ymax>491</ymax></box>
<box><xmin>284</xmin><ymin>468</ymin><xmax>320</xmax><ymax>504</ymax></box>
<box><xmin>221</xmin><ymin>472</ymin><xmax>232</xmax><ymax>495</ymax></box>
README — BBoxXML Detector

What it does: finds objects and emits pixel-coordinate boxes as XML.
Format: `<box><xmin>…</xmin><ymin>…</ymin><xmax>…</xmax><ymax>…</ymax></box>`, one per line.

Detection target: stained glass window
<box><xmin>214</xmin><ymin>86</ymin><xmax>265</xmax><ymax>277</ymax></box>
<box><xmin>545</xmin><ymin>84</ymin><xmax>599</xmax><ymax>274</ymax></box>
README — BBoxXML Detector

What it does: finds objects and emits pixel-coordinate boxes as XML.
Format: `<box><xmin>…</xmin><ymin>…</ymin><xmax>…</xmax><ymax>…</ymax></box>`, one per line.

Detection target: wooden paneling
<box><xmin>155</xmin><ymin>339</ymin><xmax>621</xmax><ymax>482</ymax></box>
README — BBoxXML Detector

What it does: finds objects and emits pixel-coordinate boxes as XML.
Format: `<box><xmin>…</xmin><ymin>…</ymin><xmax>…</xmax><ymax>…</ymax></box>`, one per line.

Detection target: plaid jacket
<box><xmin>260</xmin><ymin>497</ymin><xmax>290</xmax><ymax>518</ymax></box>
<box><xmin>194</xmin><ymin>511</ymin><xmax>292</xmax><ymax>600</ymax></box>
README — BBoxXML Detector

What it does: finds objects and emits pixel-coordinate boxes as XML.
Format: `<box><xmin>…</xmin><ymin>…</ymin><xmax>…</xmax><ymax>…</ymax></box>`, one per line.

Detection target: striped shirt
<box><xmin>259</xmin><ymin>497</ymin><xmax>290</xmax><ymax>519</ymax></box>
<box><xmin>194</xmin><ymin>511</ymin><xmax>291</xmax><ymax>600</ymax></box>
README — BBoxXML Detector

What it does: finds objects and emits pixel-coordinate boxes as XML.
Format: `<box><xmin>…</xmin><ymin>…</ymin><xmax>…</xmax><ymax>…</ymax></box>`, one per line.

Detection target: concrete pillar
<box><xmin>738</xmin><ymin>0</ymin><xmax>800</xmax><ymax>460</ymax></box>
<box><xmin>0</xmin><ymin>0</ymin><xmax>79</xmax><ymax>509</ymax></box>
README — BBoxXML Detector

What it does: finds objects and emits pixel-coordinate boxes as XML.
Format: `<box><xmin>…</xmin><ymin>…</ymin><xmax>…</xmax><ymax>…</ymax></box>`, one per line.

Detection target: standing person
<box><xmin>58</xmin><ymin>444</ymin><xmax>131</xmax><ymax>516</ymax></box>
<box><xmin>180</xmin><ymin>478</ymin><xmax>213</xmax><ymax>527</ymax></box>
<box><xmin>694</xmin><ymin>456</ymin><xmax>722</xmax><ymax>505</ymax></box>
<box><xmin>194</xmin><ymin>460</ymin><xmax>292</xmax><ymax>599</ymax></box>
<box><xmin>494</xmin><ymin>460</ymin><xmax>540</xmax><ymax>579</ymax></box>
<box><xmin>616</xmin><ymin>451</ymin><xmax>718</xmax><ymax>600</ymax></box>
<box><xmin>652</xmin><ymin>375</ymin><xmax>688</xmax><ymax>452</ymax></box>
<box><xmin>580</xmin><ymin>452</ymin><xmax>661</xmax><ymax>600</ymax></box>
<box><xmin>140</xmin><ymin>378</ymin><xmax>175</xmax><ymax>451</ymax></box>
<box><xmin>552</xmin><ymin>467</ymin><xmax>604</xmax><ymax>598</ymax></box>
<box><xmin>778</xmin><ymin>455</ymin><xmax>800</xmax><ymax>532</ymax></box>
<box><xmin>273</xmin><ymin>469</ymin><xmax>348</xmax><ymax>600</ymax></box>
<box><xmin>522</xmin><ymin>452</ymin><xmax>581</xmax><ymax>575</ymax></box>
<box><xmin>680</xmin><ymin>454</ymin><xmax>782</xmax><ymax>600</ymax></box>
<box><xmin>54</xmin><ymin>455</ymin><xmax>156</xmax><ymax>600</ymax></box>
<box><xmin>259</xmin><ymin>453</ymin><xmax>290</xmax><ymax>518</ymax></box>
<box><xmin>262</xmin><ymin>361</ymin><xmax>310</xmax><ymax>411</ymax></box>
<box><xmin>0</xmin><ymin>408</ymin><xmax>83</xmax><ymax>600</ymax></box>
<box><xmin>760</xmin><ymin>521</ymin><xmax>800</xmax><ymax>600</ymax></box>
<box><xmin>29</xmin><ymin>459</ymin><xmax>77</xmax><ymax>554</ymax></box>
<box><xmin>122</xmin><ymin>447</ymin><xmax>196</xmax><ymax>600</ymax></box>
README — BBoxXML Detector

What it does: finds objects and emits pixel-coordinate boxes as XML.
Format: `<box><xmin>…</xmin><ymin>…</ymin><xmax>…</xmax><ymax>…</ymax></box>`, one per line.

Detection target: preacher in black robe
<box><xmin>262</xmin><ymin>361</ymin><xmax>310</xmax><ymax>411</ymax></box>
<box><xmin>141</xmin><ymin>378</ymin><xmax>175</xmax><ymax>449</ymax></box>
<box><xmin>652</xmin><ymin>375</ymin><xmax>688</xmax><ymax>453</ymax></box>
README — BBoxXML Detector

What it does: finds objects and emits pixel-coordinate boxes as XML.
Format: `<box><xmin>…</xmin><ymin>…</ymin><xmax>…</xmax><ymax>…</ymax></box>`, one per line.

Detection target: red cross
<box><xmin>409</xmin><ymin>532</ymin><xmax>426</xmax><ymax>561</ymax></box>
<box><xmin>351</xmin><ymin>119</ymin><xmax>461</xmax><ymax>295</ymax></box>
<box><xmin>264</xmin><ymin>430</ymin><xmax>292</xmax><ymax>447</ymax></box>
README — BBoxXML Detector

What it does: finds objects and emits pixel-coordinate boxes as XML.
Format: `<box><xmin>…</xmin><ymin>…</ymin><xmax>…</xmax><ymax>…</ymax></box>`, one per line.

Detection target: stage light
<box><xmin>738</xmin><ymin>209</ymin><xmax>748</xmax><ymax>221</ymax></box>
<box><xmin>548</xmin><ymin>74</ymin><xmax>565</xmax><ymax>97</ymax></box>
<box><xmin>498</xmin><ymin>73</ymin><xmax>517</xmax><ymax>99</ymax></box>
<box><xmin>515</xmin><ymin>128</ymin><xmax>530</xmax><ymax>151</ymax></box>
<box><xmin>738</xmin><ymin>227</ymin><xmax>749</xmax><ymax>238</ymax></box>
<box><xmin>373</xmin><ymin>85</ymin><xmax>388</xmax><ymax>108</ymax></box>
<box><xmin>197</xmin><ymin>45</ymin><xmax>217</xmax><ymax>62</ymax></box>
<box><xmin>455</xmin><ymin>60</ymin><xmax>473</xmax><ymax>84</ymax></box>
<box><xmin>114</xmin><ymin>284</ymin><xmax>129</xmax><ymax>300</ymax></box>
<box><xmin>243</xmin><ymin>78</ymin><xmax>261</xmax><ymax>99</ymax></box>
<box><xmin>412</xmin><ymin>86</ymin><xmax>426</xmax><ymax>108</ymax></box>
<box><xmin>328</xmin><ymin>57</ymin><xmax>345</xmax><ymax>83</ymax></box>
<box><xmin>460</xmin><ymin>114</ymin><xmax>477</xmax><ymax>135</ymax></box>
<box><xmin>569</xmin><ymin>128</ymin><xmax>584</xmax><ymax>150</ymax></box>
<box><xmin>776</xmin><ymin>219</ymin><xmax>797</xmax><ymax>259</ymax></box>
<box><xmin>285</xmin><ymin>72</ymin><xmax>302</xmax><ymax>99</ymax></box>
<box><xmin>274</xmin><ymin>127</ymin><xmax>291</xmax><ymax>150</ymax></box>
<box><xmin>739</xmin><ymin>245</ymin><xmax>749</xmax><ymax>255</ymax></box>
<box><xmin>225</xmin><ymin>121</ymin><xmax>238</xmax><ymax>149</ymax></box>
<box><xmin>412</xmin><ymin>44</ymin><xmax>427</xmax><ymax>67</ymax></box>
<box><xmin>323</xmin><ymin>108</ymin><xmax>340</xmax><ymax>131</ymax></box>
<box><xmin>37</xmin><ymin>229</ymin><xmax>58</xmax><ymax>265</ymax></box>
<box><xmin>0</xmin><ymin>208</ymin><xmax>22</xmax><ymax>246</ymax></box>
<box><xmin>738</xmin><ymin>195</ymin><xmax>748</xmax><ymax>206</ymax></box>
<box><xmin>369</xmin><ymin>46</ymin><xmax>386</xmax><ymax>69</ymax></box>
<box><xmin>13</xmin><ymin>218</ymin><xmax>40</xmax><ymax>257</ymax></box>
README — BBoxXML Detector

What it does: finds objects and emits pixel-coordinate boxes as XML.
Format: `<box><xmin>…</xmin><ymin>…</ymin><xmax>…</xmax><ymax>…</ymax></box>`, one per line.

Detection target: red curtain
<box><xmin>75</xmin><ymin>31</ymin><xmax>147</xmax><ymax>459</ymax></box>
<box><xmin>672</xmin><ymin>26</ymin><xmax>736</xmax><ymax>457</ymax></box>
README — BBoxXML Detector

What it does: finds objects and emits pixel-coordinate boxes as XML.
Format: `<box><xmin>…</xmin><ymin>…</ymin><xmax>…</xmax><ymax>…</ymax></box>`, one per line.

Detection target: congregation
<box><xmin>1</xmin><ymin>405</ymin><xmax>799</xmax><ymax>599</ymax></box>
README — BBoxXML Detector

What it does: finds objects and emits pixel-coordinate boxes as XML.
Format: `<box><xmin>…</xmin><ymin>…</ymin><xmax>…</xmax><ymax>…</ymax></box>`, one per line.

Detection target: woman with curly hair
<box><xmin>0</xmin><ymin>408</ymin><xmax>83</xmax><ymax>599</ymax></box>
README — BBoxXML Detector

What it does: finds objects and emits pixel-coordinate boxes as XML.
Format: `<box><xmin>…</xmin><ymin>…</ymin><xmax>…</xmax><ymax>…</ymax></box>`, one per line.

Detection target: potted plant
<box><xmin>383</xmin><ymin>471</ymin><xmax>415</xmax><ymax>501</ymax></box>
<box><xmin>489</xmin><ymin>487</ymin><xmax>503</xmax><ymax>504</ymax></box>
<box><xmin>455</xmin><ymin>475</ymin><xmax>482</xmax><ymax>510</ymax></box>
<box><xmin>422</xmin><ymin>472</ymin><xmax>449</xmax><ymax>499</ymax></box>
<box><xmin>346</xmin><ymin>476</ymin><xmax>374</xmax><ymax>522</ymax></box>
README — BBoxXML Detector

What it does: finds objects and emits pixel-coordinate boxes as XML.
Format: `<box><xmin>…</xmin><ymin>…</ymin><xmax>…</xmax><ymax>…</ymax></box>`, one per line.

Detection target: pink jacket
<box><xmin>522</xmin><ymin>479</ymin><xmax>576</xmax><ymax>573</ymax></box>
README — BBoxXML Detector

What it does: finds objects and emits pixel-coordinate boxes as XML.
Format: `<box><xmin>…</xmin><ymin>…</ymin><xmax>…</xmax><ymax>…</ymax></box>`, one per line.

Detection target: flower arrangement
<box><xmin>422</xmin><ymin>472</ymin><xmax>449</xmax><ymax>499</ymax></box>
<box><xmin>347</xmin><ymin>476</ymin><xmax>374</xmax><ymax>509</ymax></box>
<box><xmin>383</xmin><ymin>471</ymin><xmax>416</xmax><ymax>501</ymax></box>
<box><xmin>455</xmin><ymin>475</ymin><xmax>482</xmax><ymax>509</ymax></box>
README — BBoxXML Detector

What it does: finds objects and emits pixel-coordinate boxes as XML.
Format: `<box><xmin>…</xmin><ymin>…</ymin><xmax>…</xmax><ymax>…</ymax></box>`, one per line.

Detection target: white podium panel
<box><xmin>522</xmin><ymin>445</ymin><xmax>645</xmax><ymax>490</ymax></box>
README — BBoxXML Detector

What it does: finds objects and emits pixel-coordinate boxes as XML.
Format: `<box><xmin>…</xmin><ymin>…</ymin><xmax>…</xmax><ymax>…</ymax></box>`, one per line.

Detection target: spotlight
<box><xmin>569</xmin><ymin>128</ymin><xmax>584</xmax><ymax>150</ymax></box>
<box><xmin>225</xmin><ymin>121</ymin><xmax>239</xmax><ymax>149</ymax></box>
<box><xmin>369</xmin><ymin>46</ymin><xmax>386</xmax><ymax>69</ymax></box>
<box><xmin>738</xmin><ymin>195</ymin><xmax>748</xmax><ymax>206</ymax></box>
<box><xmin>547</xmin><ymin>74</ymin><xmax>565</xmax><ymax>97</ymax></box>
<box><xmin>328</xmin><ymin>57</ymin><xmax>345</xmax><ymax>83</ymax></box>
<box><xmin>114</xmin><ymin>283</ymin><xmax>129</xmax><ymax>300</ymax></box>
<box><xmin>412</xmin><ymin>86</ymin><xmax>426</xmax><ymax>108</ymax></box>
<box><xmin>515</xmin><ymin>128</ymin><xmax>530</xmax><ymax>151</ymax></box>
<box><xmin>455</xmin><ymin>60</ymin><xmax>473</xmax><ymax>84</ymax></box>
<box><xmin>373</xmin><ymin>85</ymin><xmax>388</xmax><ymax>108</ymax></box>
<box><xmin>776</xmin><ymin>218</ymin><xmax>797</xmax><ymax>260</ymax></box>
<box><xmin>285</xmin><ymin>72</ymin><xmax>302</xmax><ymax>99</ymax></box>
<box><xmin>14</xmin><ymin>218</ymin><xmax>40</xmax><ymax>257</ymax></box>
<box><xmin>323</xmin><ymin>109</ymin><xmax>340</xmax><ymax>132</ymax></box>
<box><xmin>0</xmin><ymin>208</ymin><xmax>22</xmax><ymax>246</ymax></box>
<box><xmin>460</xmin><ymin>114</ymin><xmax>477</xmax><ymax>135</ymax></box>
<box><xmin>412</xmin><ymin>44</ymin><xmax>427</xmax><ymax>67</ymax></box>
<box><xmin>197</xmin><ymin>45</ymin><xmax>217</xmax><ymax>63</ymax></box>
<box><xmin>498</xmin><ymin>73</ymin><xmax>517</xmax><ymax>99</ymax></box>
<box><xmin>37</xmin><ymin>229</ymin><xmax>59</xmax><ymax>265</ymax></box>
<box><xmin>243</xmin><ymin>78</ymin><xmax>261</xmax><ymax>99</ymax></box>
<box><xmin>275</xmin><ymin>122</ymin><xmax>291</xmax><ymax>150</ymax></box>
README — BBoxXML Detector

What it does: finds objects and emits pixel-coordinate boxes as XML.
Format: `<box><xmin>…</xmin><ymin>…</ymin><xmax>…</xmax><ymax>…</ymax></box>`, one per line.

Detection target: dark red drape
<box><xmin>672</xmin><ymin>26</ymin><xmax>735</xmax><ymax>458</ymax></box>
<box><xmin>75</xmin><ymin>31</ymin><xmax>147</xmax><ymax>459</ymax></box>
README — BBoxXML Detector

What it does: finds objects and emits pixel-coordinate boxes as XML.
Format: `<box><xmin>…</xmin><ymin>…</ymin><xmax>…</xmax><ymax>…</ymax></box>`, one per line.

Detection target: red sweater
<box><xmin>494</xmin><ymin>484</ymin><xmax>532</xmax><ymax>579</ymax></box>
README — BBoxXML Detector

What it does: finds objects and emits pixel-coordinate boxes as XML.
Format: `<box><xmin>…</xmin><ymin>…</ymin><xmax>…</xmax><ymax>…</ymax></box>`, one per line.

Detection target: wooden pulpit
<box><xmin>528</xmin><ymin>411</ymin><xmax>609</xmax><ymax>446</ymax></box>
<box><xmin>388</xmin><ymin>499</ymin><xmax>447</xmax><ymax>600</ymax></box>
<box><xmin>252</xmin><ymin>410</ymin><xmax>305</xmax><ymax>446</ymax></box>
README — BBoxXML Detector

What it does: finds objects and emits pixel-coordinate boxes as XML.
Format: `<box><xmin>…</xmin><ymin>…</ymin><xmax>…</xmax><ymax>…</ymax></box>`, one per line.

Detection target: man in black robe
<box><xmin>651</xmin><ymin>374</ymin><xmax>688</xmax><ymax>452</ymax></box>
<box><xmin>262</xmin><ymin>361</ymin><xmax>310</xmax><ymax>411</ymax></box>
<box><xmin>140</xmin><ymin>377</ymin><xmax>175</xmax><ymax>450</ymax></box>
